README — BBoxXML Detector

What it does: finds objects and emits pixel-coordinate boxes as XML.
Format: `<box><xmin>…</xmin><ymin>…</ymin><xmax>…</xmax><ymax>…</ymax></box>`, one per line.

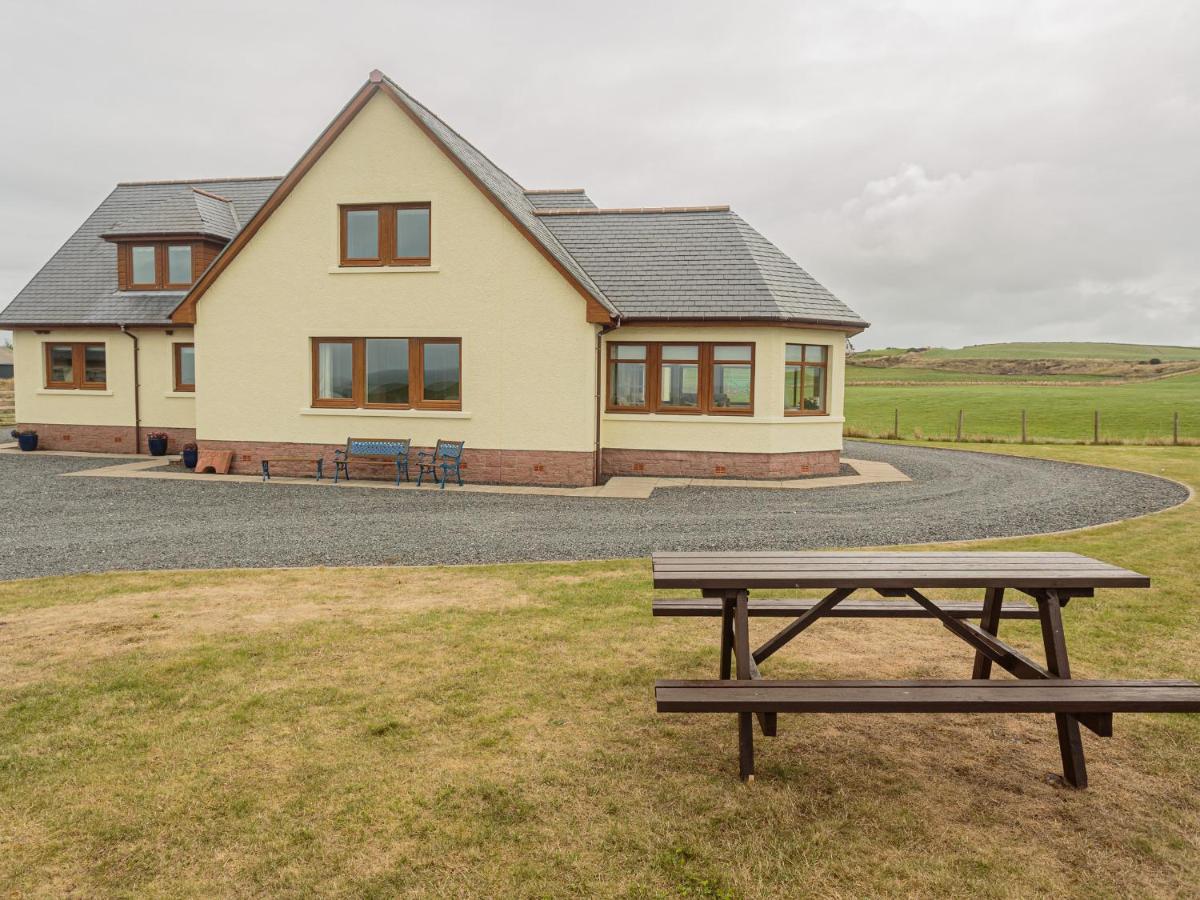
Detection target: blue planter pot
<box><xmin>16</xmin><ymin>433</ymin><xmax>38</xmax><ymax>452</ymax></box>
<box><xmin>182</xmin><ymin>447</ymin><xmax>199</xmax><ymax>469</ymax></box>
<box><xmin>147</xmin><ymin>437</ymin><xmax>168</xmax><ymax>457</ymax></box>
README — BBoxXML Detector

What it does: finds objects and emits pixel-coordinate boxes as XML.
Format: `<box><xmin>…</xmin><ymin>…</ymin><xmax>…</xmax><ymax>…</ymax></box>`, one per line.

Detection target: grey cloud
<box><xmin>1</xmin><ymin>0</ymin><xmax>1197</xmax><ymax>348</ymax></box>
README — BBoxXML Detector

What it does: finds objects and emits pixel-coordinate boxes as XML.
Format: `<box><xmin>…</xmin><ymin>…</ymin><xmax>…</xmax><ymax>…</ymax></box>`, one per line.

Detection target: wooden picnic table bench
<box><xmin>260</xmin><ymin>456</ymin><xmax>324</xmax><ymax>481</ymax></box>
<box><xmin>652</xmin><ymin>551</ymin><xmax>1200</xmax><ymax>787</ymax></box>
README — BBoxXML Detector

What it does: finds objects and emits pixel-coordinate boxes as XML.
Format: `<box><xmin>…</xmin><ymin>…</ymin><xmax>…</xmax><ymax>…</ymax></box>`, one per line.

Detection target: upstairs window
<box><xmin>312</xmin><ymin>337</ymin><xmax>460</xmax><ymax>410</ymax></box>
<box><xmin>339</xmin><ymin>203</ymin><xmax>431</xmax><ymax>266</ymax></box>
<box><xmin>607</xmin><ymin>342</ymin><xmax>754</xmax><ymax>415</ymax></box>
<box><xmin>131</xmin><ymin>245</ymin><xmax>157</xmax><ymax>285</ymax></box>
<box><xmin>45</xmin><ymin>342</ymin><xmax>106</xmax><ymax>390</ymax></box>
<box><xmin>784</xmin><ymin>344</ymin><xmax>829</xmax><ymax>415</ymax></box>
<box><xmin>121</xmin><ymin>242</ymin><xmax>196</xmax><ymax>289</ymax></box>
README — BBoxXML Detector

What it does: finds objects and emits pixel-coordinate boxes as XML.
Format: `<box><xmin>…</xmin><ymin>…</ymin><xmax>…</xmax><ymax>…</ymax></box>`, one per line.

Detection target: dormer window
<box><xmin>119</xmin><ymin>241</ymin><xmax>198</xmax><ymax>290</ymax></box>
<box><xmin>339</xmin><ymin>203</ymin><xmax>431</xmax><ymax>266</ymax></box>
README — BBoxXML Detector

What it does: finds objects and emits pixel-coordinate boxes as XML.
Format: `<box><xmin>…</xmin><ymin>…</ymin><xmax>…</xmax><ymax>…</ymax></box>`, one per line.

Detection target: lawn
<box><xmin>846</xmin><ymin>371</ymin><xmax>1200</xmax><ymax>443</ymax></box>
<box><xmin>2</xmin><ymin>444</ymin><xmax>1199</xmax><ymax>896</ymax></box>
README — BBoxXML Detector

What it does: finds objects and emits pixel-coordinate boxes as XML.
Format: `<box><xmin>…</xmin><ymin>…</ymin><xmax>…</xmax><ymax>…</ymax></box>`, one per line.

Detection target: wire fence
<box><xmin>846</xmin><ymin>408</ymin><xmax>1200</xmax><ymax>446</ymax></box>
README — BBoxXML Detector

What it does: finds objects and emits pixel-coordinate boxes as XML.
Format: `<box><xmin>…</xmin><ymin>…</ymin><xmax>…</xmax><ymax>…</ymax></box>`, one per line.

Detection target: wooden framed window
<box><xmin>607</xmin><ymin>343</ymin><xmax>649</xmax><ymax>411</ymax></box>
<box><xmin>119</xmin><ymin>241</ymin><xmax>197</xmax><ymax>290</ymax></box>
<box><xmin>784</xmin><ymin>343</ymin><xmax>829</xmax><ymax>415</ymax></box>
<box><xmin>607</xmin><ymin>342</ymin><xmax>755</xmax><ymax>415</ymax></box>
<box><xmin>173</xmin><ymin>343</ymin><xmax>196</xmax><ymax>392</ymax></box>
<box><xmin>311</xmin><ymin>337</ymin><xmax>460</xmax><ymax>410</ymax></box>
<box><xmin>44</xmin><ymin>342</ymin><xmax>106</xmax><ymax>390</ymax></box>
<box><xmin>339</xmin><ymin>203</ymin><xmax>431</xmax><ymax>267</ymax></box>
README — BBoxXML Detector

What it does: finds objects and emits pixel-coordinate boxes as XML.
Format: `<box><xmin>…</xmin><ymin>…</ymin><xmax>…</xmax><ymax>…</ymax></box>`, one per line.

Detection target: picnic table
<box><xmin>652</xmin><ymin>551</ymin><xmax>1200</xmax><ymax>787</ymax></box>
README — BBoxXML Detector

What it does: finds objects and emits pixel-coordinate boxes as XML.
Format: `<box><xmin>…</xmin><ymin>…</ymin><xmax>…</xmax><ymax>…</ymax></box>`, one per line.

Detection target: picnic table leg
<box><xmin>732</xmin><ymin>590</ymin><xmax>755</xmax><ymax>782</ymax></box>
<box><xmin>1037</xmin><ymin>590</ymin><xmax>1088</xmax><ymax>788</ymax></box>
<box><xmin>719</xmin><ymin>596</ymin><xmax>734</xmax><ymax>680</ymax></box>
<box><xmin>972</xmin><ymin>587</ymin><xmax>1005</xmax><ymax>679</ymax></box>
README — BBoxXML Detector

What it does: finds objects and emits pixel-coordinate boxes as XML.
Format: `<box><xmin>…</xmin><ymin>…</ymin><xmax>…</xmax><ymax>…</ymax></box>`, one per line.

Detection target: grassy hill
<box><xmin>858</xmin><ymin>342</ymin><xmax>1200</xmax><ymax>362</ymax></box>
<box><xmin>845</xmin><ymin>342</ymin><xmax>1200</xmax><ymax>443</ymax></box>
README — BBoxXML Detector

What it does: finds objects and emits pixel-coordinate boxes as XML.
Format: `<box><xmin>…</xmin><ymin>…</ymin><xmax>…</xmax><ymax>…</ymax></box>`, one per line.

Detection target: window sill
<box><xmin>300</xmin><ymin>407</ymin><xmax>470</xmax><ymax>419</ymax></box>
<box><xmin>603</xmin><ymin>412</ymin><xmax>844</xmax><ymax>425</ymax></box>
<box><xmin>37</xmin><ymin>388</ymin><xmax>114</xmax><ymax>397</ymax></box>
<box><xmin>164</xmin><ymin>391</ymin><xmax>195</xmax><ymax>399</ymax></box>
<box><xmin>328</xmin><ymin>265</ymin><xmax>440</xmax><ymax>275</ymax></box>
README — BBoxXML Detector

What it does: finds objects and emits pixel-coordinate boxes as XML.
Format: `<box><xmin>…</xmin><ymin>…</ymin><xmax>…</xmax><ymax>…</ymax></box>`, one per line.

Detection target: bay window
<box><xmin>784</xmin><ymin>343</ymin><xmax>829</xmax><ymax>415</ymax></box>
<box><xmin>312</xmin><ymin>337</ymin><xmax>460</xmax><ymax>410</ymax></box>
<box><xmin>607</xmin><ymin>342</ymin><xmax>754</xmax><ymax>415</ymax></box>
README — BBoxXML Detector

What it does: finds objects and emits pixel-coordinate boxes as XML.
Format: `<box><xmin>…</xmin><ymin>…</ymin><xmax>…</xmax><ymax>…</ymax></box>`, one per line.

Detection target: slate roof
<box><xmin>2</xmin><ymin>74</ymin><xmax>864</xmax><ymax>330</ymax></box>
<box><xmin>0</xmin><ymin>178</ymin><xmax>279</xmax><ymax>326</ymax></box>
<box><xmin>539</xmin><ymin>209</ymin><xmax>866</xmax><ymax>325</ymax></box>
<box><xmin>525</xmin><ymin>189</ymin><xmax>598</xmax><ymax>210</ymax></box>
<box><xmin>380</xmin><ymin>75</ymin><xmax>618</xmax><ymax>318</ymax></box>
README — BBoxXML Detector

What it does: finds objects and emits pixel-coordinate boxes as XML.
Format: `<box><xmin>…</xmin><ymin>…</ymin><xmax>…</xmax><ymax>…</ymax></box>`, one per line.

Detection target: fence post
<box><xmin>956</xmin><ymin>409</ymin><xmax>964</xmax><ymax>442</ymax></box>
<box><xmin>1021</xmin><ymin>409</ymin><xmax>1027</xmax><ymax>444</ymax></box>
<box><xmin>893</xmin><ymin>408</ymin><xmax>900</xmax><ymax>440</ymax></box>
<box><xmin>1174</xmin><ymin>411</ymin><xmax>1180</xmax><ymax>446</ymax></box>
<box><xmin>1094</xmin><ymin>410</ymin><xmax>1100</xmax><ymax>445</ymax></box>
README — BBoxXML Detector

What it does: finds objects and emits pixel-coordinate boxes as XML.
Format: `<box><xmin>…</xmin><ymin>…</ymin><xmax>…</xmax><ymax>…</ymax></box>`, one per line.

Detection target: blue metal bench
<box><xmin>333</xmin><ymin>438</ymin><xmax>411</xmax><ymax>485</ymax></box>
<box><xmin>416</xmin><ymin>440</ymin><xmax>465</xmax><ymax>489</ymax></box>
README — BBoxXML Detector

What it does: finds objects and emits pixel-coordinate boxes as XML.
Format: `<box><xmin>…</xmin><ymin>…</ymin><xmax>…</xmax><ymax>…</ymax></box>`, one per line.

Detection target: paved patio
<box><xmin>0</xmin><ymin>441</ymin><xmax>1188</xmax><ymax>580</ymax></box>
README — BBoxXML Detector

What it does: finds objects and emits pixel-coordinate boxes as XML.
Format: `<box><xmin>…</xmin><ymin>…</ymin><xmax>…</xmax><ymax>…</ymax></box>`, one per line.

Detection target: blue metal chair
<box><xmin>333</xmin><ymin>438</ymin><xmax>411</xmax><ymax>485</ymax></box>
<box><xmin>416</xmin><ymin>440</ymin><xmax>465</xmax><ymax>489</ymax></box>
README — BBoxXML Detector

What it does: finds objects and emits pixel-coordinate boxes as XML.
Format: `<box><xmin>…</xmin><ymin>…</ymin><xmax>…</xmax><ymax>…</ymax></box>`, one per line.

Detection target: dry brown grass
<box><xmin>1</xmin><ymin>445</ymin><xmax>1199</xmax><ymax>897</ymax></box>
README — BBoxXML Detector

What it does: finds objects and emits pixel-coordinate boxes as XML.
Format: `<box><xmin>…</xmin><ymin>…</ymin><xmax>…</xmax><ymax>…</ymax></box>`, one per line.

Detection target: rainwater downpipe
<box><xmin>593</xmin><ymin>317</ymin><xmax>619</xmax><ymax>485</ymax></box>
<box><xmin>119</xmin><ymin>325</ymin><xmax>141</xmax><ymax>453</ymax></box>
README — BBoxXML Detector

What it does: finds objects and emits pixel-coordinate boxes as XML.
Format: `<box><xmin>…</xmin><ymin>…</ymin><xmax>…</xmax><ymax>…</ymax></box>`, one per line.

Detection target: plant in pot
<box><xmin>146</xmin><ymin>431</ymin><xmax>169</xmax><ymax>456</ymax></box>
<box><xmin>181</xmin><ymin>441</ymin><xmax>199</xmax><ymax>469</ymax></box>
<box><xmin>10</xmin><ymin>428</ymin><xmax>38</xmax><ymax>452</ymax></box>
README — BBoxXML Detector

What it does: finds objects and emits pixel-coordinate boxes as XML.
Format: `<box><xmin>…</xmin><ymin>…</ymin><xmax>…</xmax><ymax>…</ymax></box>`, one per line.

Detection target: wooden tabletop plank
<box><xmin>651</xmin><ymin>551</ymin><xmax>1149</xmax><ymax>590</ymax></box>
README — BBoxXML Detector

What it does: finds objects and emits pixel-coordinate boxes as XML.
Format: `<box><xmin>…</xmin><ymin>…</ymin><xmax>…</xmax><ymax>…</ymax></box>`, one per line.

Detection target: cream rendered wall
<box><xmin>600</xmin><ymin>325</ymin><xmax>847</xmax><ymax>453</ymax></box>
<box><xmin>193</xmin><ymin>92</ymin><xmax>598</xmax><ymax>452</ymax></box>
<box><xmin>11</xmin><ymin>326</ymin><xmax>194</xmax><ymax>429</ymax></box>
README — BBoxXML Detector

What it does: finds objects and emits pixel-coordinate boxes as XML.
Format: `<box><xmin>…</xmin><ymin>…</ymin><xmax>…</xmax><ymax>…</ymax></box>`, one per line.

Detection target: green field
<box><xmin>915</xmin><ymin>342</ymin><xmax>1200</xmax><ymax>361</ymax></box>
<box><xmin>845</xmin><ymin>371</ymin><xmax>1200</xmax><ymax>443</ymax></box>
<box><xmin>845</xmin><ymin>366</ymin><xmax>1117</xmax><ymax>384</ymax></box>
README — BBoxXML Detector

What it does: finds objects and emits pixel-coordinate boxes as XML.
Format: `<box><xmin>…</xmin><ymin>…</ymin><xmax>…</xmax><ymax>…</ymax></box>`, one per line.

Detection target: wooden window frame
<box><xmin>120</xmin><ymin>241</ymin><xmax>197</xmax><ymax>290</ymax></box>
<box><xmin>44</xmin><ymin>342</ymin><xmax>107</xmax><ymax>390</ymax></box>
<box><xmin>606</xmin><ymin>341</ymin><xmax>755</xmax><ymax>416</ymax></box>
<box><xmin>338</xmin><ymin>202</ymin><xmax>431</xmax><ymax>267</ymax></box>
<box><xmin>784</xmin><ymin>343</ymin><xmax>831</xmax><ymax>417</ymax></box>
<box><xmin>311</xmin><ymin>337</ymin><xmax>461</xmax><ymax>411</ymax></box>
<box><xmin>707</xmin><ymin>342</ymin><xmax>755</xmax><ymax>416</ymax></box>
<box><xmin>173</xmin><ymin>342</ymin><xmax>196</xmax><ymax>392</ymax></box>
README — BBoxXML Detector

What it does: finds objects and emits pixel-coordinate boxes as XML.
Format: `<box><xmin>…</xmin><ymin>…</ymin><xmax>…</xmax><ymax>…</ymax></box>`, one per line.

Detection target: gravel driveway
<box><xmin>0</xmin><ymin>441</ymin><xmax>1187</xmax><ymax>581</ymax></box>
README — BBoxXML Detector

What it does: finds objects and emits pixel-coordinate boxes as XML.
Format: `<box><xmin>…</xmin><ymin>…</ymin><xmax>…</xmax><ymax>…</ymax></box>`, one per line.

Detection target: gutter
<box><xmin>119</xmin><ymin>325</ymin><xmax>141</xmax><ymax>452</ymax></box>
<box><xmin>593</xmin><ymin>317</ymin><xmax>620</xmax><ymax>485</ymax></box>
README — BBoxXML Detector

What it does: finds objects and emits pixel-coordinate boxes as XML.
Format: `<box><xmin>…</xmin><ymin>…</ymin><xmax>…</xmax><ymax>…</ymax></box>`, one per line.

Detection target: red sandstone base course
<box><xmin>16</xmin><ymin>423</ymin><xmax>196</xmax><ymax>455</ymax></box>
<box><xmin>15</xmin><ymin>424</ymin><xmax>841</xmax><ymax>486</ymax></box>
<box><xmin>601</xmin><ymin>448</ymin><xmax>841</xmax><ymax>479</ymax></box>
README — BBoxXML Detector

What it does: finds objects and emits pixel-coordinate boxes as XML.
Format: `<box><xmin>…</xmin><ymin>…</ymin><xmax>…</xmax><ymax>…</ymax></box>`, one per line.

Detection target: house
<box><xmin>0</xmin><ymin>71</ymin><xmax>867</xmax><ymax>485</ymax></box>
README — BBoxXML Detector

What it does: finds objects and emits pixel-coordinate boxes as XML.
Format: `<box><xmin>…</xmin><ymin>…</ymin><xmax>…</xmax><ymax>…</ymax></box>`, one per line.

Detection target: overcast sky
<box><xmin>2</xmin><ymin>0</ymin><xmax>1198</xmax><ymax>349</ymax></box>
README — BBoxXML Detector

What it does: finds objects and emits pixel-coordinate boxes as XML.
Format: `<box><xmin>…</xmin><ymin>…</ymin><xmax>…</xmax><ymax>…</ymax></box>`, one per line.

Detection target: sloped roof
<box><xmin>525</xmin><ymin>189</ymin><xmax>598</xmax><ymax>210</ymax></box>
<box><xmin>101</xmin><ymin>187</ymin><xmax>241</xmax><ymax>241</ymax></box>
<box><xmin>0</xmin><ymin>178</ymin><xmax>279</xmax><ymax>326</ymax></box>
<box><xmin>2</xmin><ymin>72</ymin><xmax>865</xmax><ymax>331</ymax></box>
<box><xmin>539</xmin><ymin>208</ymin><xmax>866</xmax><ymax>326</ymax></box>
<box><xmin>378</xmin><ymin>75</ymin><xmax>618</xmax><ymax>318</ymax></box>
